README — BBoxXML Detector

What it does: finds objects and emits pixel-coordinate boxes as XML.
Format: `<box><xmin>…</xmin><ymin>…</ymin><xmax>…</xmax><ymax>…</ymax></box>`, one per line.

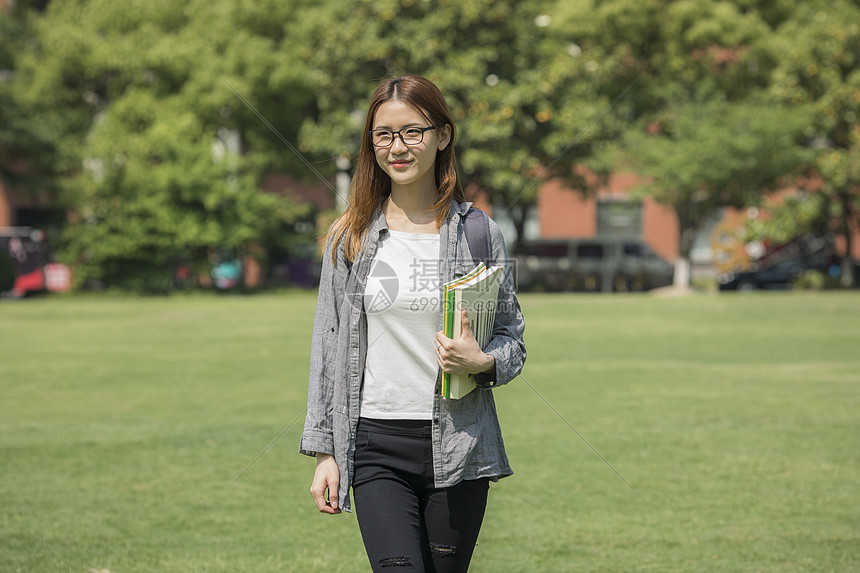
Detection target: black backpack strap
<box><xmin>463</xmin><ymin>207</ymin><xmax>492</xmax><ymax>266</ymax></box>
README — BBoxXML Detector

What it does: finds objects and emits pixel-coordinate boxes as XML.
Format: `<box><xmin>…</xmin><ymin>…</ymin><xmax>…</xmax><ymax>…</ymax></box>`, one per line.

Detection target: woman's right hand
<box><xmin>310</xmin><ymin>453</ymin><xmax>341</xmax><ymax>514</ymax></box>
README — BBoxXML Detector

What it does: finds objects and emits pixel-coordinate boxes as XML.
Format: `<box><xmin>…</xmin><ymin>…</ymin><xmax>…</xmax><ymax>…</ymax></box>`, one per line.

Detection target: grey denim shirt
<box><xmin>299</xmin><ymin>200</ymin><xmax>526</xmax><ymax>512</ymax></box>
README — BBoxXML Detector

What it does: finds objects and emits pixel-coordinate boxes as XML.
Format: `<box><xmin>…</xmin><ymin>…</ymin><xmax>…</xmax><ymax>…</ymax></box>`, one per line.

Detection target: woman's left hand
<box><xmin>435</xmin><ymin>310</ymin><xmax>495</xmax><ymax>376</ymax></box>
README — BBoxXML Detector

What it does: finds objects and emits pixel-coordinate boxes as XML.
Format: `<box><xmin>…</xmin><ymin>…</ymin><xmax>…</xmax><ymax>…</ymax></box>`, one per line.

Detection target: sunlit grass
<box><xmin>1</xmin><ymin>292</ymin><xmax>858</xmax><ymax>572</ymax></box>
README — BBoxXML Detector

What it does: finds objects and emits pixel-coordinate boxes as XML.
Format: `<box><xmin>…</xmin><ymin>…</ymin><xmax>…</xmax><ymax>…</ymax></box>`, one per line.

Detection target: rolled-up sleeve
<box><xmin>299</xmin><ymin>239</ymin><xmax>345</xmax><ymax>457</ymax></box>
<box><xmin>473</xmin><ymin>219</ymin><xmax>526</xmax><ymax>388</ymax></box>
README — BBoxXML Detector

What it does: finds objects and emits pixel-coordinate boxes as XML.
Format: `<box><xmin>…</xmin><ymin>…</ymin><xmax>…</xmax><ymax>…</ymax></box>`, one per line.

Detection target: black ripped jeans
<box><xmin>352</xmin><ymin>418</ymin><xmax>490</xmax><ymax>573</ymax></box>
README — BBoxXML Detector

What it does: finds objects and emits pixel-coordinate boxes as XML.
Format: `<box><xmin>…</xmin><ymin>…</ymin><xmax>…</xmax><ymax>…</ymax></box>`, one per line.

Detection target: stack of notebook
<box><xmin>441</xmin><ymin>263</ymin><xmax>503</xmax><ymax>399</ymax></box>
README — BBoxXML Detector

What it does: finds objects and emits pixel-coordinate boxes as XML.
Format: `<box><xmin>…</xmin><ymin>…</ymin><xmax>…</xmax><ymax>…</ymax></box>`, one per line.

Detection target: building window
<box><xmin>597</xmin><ymin>201</ymin><xmax>642</xmax><ymax>238</ymax></box>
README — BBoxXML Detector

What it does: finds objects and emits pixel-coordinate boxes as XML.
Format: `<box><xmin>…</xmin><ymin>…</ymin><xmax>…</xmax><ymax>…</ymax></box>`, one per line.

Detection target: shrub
<box><xmin>793</xmin><ymin>270</ymin><xmax>826</xmax><ymax>290</ymax></box>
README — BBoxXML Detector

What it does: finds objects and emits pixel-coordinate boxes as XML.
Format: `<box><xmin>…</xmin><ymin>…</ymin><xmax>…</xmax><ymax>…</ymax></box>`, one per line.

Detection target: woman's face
<box><xmin>371</xmin><ymin>100</ymin><xmax>451</xmax><ymax>192</ymax></box>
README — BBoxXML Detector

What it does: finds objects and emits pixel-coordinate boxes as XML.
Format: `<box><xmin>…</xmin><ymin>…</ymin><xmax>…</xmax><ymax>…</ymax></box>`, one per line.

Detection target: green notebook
<box><xmin>441</xmin><ymin>263</ymin><xmax>503</xmax><ymax>399</ymax></box>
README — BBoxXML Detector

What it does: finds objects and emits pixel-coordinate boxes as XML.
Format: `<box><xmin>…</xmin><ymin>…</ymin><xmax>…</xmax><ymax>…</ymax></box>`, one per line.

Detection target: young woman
<box><xmin>300</xmin><ymin>74</ymin><xmax>526</xmax><ymax>573</ymax></box>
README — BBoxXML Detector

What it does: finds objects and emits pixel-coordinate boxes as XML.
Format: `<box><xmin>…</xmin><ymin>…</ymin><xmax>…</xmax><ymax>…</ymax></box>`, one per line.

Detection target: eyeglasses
<box><xmin>368</xmin><ymin>126</ymin><xmax>436</xmax><ymax>148</ymax></box>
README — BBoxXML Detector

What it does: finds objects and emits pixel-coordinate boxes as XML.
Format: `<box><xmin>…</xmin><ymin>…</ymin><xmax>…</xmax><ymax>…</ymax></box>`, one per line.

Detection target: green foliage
<box><xmin>0</xmin><ymin>5</ymin><xmax>57</xmax><ymax>192</ymax></box>
<box><xmin>6</xmin><ymin>0</ymin><xmax>859</xmax><ymax>287</ymax></box>
<box><xmin>294</xmin><ymin>0</ymin><xmax>617</xmax><ymax>246</ymax></box>
<box><xmin>767</xmin><ymin>0</ymin><xmax>860</xmax><ymax>283</ymax></box>
<box><xmin>11</xmin><ymin>0</ymin><xmax>317</xmax><ymax>290</ymax></box>
<box><xmin>60</xmin><ymin>91</ymin><xmax>310</xmax><ymax>291</ymax></box>
<box><xmin>556</xmin><ymin>0</ymin><xmax>823</xmax><ymax>284</ymax></box>
<box><xmin>623</xmin><ymin>98</ymin><xmax>813</xmax><ymax>257</ymax></box>
<box><xmin>792</xmin><ymin>269</ymin><xmax>827</xmax><ymax>290</ymax></box>
<box><xmin>745</xmin><ymin>193</ymin><xmax>830</xmax><ymax>244</ymax></box>
<box><xmin>559</xmin><ymin>0</ymin><xmax>779</xmax><ymax>110</ymax></box>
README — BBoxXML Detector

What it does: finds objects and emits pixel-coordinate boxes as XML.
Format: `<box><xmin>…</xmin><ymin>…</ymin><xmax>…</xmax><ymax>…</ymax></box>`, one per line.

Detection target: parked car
<box><xmin>717</xmin><ymin>255</ymin><xmax>858</xmax><ymax>290</ymax></box>
<box><xmin>0</xmin><ymin>227</ymin><xmax>49</xmax><ymax>297</ymax></box>
<box><xmin>516</xmin><ymin>238</ymin><xmax>674</xmax><ymax>292</ymax></box>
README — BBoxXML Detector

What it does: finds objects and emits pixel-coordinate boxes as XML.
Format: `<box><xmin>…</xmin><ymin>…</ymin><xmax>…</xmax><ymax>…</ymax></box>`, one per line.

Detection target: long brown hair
<box><xmin>326</xmin><ymin>74</ymin><xmax>464</xmax><ymax>263</ymax></box>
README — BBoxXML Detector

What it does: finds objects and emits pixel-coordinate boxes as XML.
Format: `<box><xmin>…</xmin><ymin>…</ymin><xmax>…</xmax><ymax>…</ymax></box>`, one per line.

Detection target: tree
<box><xmin>0</xmin><ymin>2</ymin><xmax>57</xmax><ymax>199</ymax></box>
<box><xmin>59</xmin><ymin>91</ymin><xmax>311</xmax><ymax>291</ymax></box>
<box><xmin>556</xmin><ymin>0</ymin><xmax>814</xmax><ymax>287</ymax></box>
<box><xmin>768</xmin><ymin>0</ymin><xmax>860</xmax><ymax>286</ymax></box>
<box><xmin>622</xmin><ymin>98</ymin><xmax>812</xmax><ymax>286</ymax></box>
<box><xmin>11</xmin><ymin>0</ymin><xmax>316</xmax><ymax>290</ymax></box>
<box><xmin>292</xmin><ymin>0</ymin><xmax>616</xmax><ymax>252</ymax></box>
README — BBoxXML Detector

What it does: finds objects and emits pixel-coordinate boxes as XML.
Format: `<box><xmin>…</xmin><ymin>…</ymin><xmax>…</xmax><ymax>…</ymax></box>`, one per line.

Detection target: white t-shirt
<box><xmin>361</xmin><ymin>230</ymin><xmax>441</xmax><ymax>419</ymax></box>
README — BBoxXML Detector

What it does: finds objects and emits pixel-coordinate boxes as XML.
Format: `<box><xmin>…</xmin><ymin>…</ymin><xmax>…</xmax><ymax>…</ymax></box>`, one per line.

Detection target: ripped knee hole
<box><xmin>429</xmin><ymin>544</ymin><xmax>457</xmax><ymax>558</ymax></box>
<box><xmin>379</xmin><ymin>555</ymin><xmax>413</xmax><ymax>568</ymax></box>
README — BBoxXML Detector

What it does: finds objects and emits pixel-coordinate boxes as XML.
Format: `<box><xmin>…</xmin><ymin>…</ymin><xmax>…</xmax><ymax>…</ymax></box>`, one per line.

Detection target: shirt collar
<box><xmin>449</xmin><ymin>200</ymin><xmax>473</xmax><ymax>219</ymax></box>
<box><xmin>370</xmin><ymin>199</ymin><xmax>473</xmax><ymax>241</ymax></box>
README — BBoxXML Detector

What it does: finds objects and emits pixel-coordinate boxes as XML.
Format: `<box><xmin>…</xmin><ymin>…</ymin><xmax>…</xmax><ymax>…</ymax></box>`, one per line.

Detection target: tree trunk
<box><xmin>509</xmin><ymin>205</ymin><xmax>527</xmax><ymax>257</ymax></box>
<box><xmin>673</xmin><ymin>257</ymin><xmax>691</xmax><ymax>289</ymax></box>
<box><xmin>837</xmin><ymin>193</ymin><xmax>856</xmax><ymax>287</ymax></box>
<box><xmin>335</xmin><ymin>153</ymin><xmax>351</xmax><ymax>213</ymax></box>
<box><xmin>840</xmin><ymin>255</ymin><xmax>854</xmax><ymax>287</ymax></box>
<box><xmin>673</xmin><ymin>208</ymin><xmax>695</xmax><ymax>289</ymax></box>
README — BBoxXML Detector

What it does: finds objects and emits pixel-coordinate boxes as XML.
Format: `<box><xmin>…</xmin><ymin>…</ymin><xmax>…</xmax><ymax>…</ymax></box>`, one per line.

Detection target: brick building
<box><xmin>534</xmin><ymin>172</ymin><xmax>678</xmax><ymax>262</ymax></box>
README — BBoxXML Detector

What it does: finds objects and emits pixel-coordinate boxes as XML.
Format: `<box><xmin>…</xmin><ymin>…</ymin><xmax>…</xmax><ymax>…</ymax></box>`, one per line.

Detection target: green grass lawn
<box><xmin>1</xmin><ymin>291</ymin><xmax>858</xmax><ymax>572</ymax></box>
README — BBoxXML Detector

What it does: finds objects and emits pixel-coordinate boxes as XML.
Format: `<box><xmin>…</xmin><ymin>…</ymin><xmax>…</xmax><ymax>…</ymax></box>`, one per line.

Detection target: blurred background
<box><xmin>1</xmin><ymin>0</ymin><xmax>858</xmax><ymax>297</ymax></box>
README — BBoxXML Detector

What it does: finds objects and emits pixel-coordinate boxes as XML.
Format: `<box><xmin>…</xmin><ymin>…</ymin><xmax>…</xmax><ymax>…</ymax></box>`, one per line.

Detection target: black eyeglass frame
<box><xmin>368</xmin><ymin>126</ymin><xmax>437</xmax><ymax>148</ymax></box>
